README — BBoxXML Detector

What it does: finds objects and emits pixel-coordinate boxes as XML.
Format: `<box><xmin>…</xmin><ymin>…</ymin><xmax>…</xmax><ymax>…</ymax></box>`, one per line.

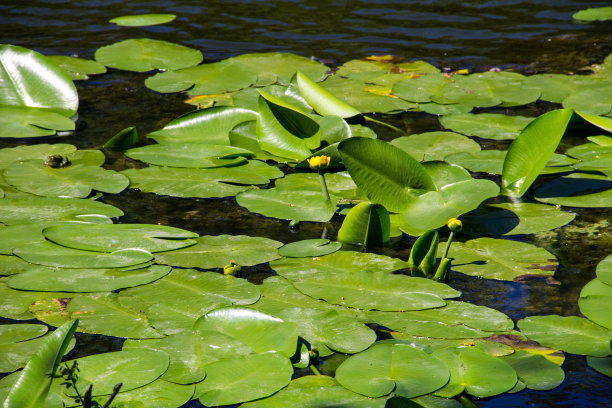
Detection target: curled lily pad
<box><xmin>338</xmin><ymin>202</ymin><xmax>390</xmax><ymax>246</ymax></box>
<box><xmin>109</xmin><ymin>13</ymin><xmax>176</xmax><ymax>26</ymax></box>
<box><xmin>103</xmin><ymin>126</ymin><xmax>138</xmax><ymax>151</ymax></box>
<box><xmin>95</xmin><ymin>38</ymin><xmax>203</xmax><ymax>72</ymax></box>
<box><xmin>42</xmin><ymin>223</ymin><xmax>197</xmax><ymax>253</ymax></box>
<box><xmin>0</xmin><ymin>44</ymin><xmax>78</xmax><ymax>116</ymax></box>
<box><xmin>335</xmin><ymin>343</ymin><xmax>450</xmax><ymax>398</ymax></box>
<box><xmin>278</xmin><ymin>239</ymin><xmax>342</xmax><ymax>257</ymax></box>
<box><xmin>125</xmin><ymin>143</ymin><xmax>254</xmax><ymax>168</ymax></box>
<box><xmin>0</xmin><ymin>107</ymin><xmax>75</xmax><ymax>138</ymax></box>
<box><xmin>0</xmin><ymin>197</ymin><xmax>123</xmax><ymax>225</ymax></box>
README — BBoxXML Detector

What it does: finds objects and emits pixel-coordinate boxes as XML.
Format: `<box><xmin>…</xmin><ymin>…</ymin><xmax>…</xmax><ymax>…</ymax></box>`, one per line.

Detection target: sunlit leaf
<box><xmin>109</xmin><ymin>13</ymin><xmax>176</xmax><ymax>27</ymax></box>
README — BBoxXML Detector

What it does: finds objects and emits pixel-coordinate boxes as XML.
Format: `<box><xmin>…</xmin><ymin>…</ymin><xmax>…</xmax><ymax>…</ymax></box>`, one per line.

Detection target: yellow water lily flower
<box><xmin>447</xmin><ymin>218</ymin><xmax>463</xmax><ymax>232</ymax></box>
<box><xmin>307</xmin><ymin>155</ymin><xmax>330</xmax><ymax>171</ymax></box>
<box><xmin>223</xmin><ymin>261</ymin><xmax>241</xmax><ymax>276</ymax></box>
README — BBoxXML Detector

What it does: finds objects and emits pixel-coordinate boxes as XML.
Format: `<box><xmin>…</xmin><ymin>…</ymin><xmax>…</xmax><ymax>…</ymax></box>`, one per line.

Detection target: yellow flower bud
<box><xmin>447</xmin><ymin>218</ymin><xmax>463</xmax><ymax>232</ymax></box>
<box><xmin>223</xmin><ymin>262</ymin><xmax>241</xmax><ymax>276</ymax></box>
<box><xmin>307</xmin><ymin>155</ymin><xmax>330</xmax><ymax>171</ymax></box>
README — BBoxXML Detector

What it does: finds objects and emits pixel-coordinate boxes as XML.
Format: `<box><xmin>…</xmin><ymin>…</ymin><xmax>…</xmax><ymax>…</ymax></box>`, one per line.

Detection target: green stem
<box><xmin>310</xmin><ymin>365</ymin><xmax>322</xmax><ymax>376</ymax></box>
<box><xmin>319</xmin><ymin>172</ymin><xmax>331</xmax><ymax>201</ymax></box>
<box><xmin>442</xmin><ymin>231</ymin><xmax>455</xmax><ymax>259</ymax></box>
<box><xmin>364</xmin><ymin>116</ymin><xmax>406</xmax><ymax>135</ymax></box>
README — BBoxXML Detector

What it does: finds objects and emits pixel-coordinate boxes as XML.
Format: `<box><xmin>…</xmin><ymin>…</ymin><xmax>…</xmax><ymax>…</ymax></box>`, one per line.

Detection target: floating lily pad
<box><xmin>274</xmin><ymin>172</ymin><xmax>365</xmax><ymax>200</ymax></box>
<box><xmin>518</xmin><ymin>315</ymin><xmax>612</xmax><ymax>357</ymax></box>
<box><xmin>563</xmin><ymin>86</ymin><xmax>612</xmax><ymax>115</ymax></box>
<box><xmin>0</xmin><ymin>280</ymin><xmax>73</xmax><ymax>320</ymax></box>
<box><xmin>43</xmin><ymin>223</ymin><xmax>197</xmax><ymax>253</ymax></box>
<box><xmin>278</xmin><ymin>239</ymin><xmax>342</xmax><ymax>258</ymax></box>
<box><xmin>229</xmin><ymin>52</ymin><xmax>329</xmax><ymax>85</ymax></box>
<box><xmin>0</xmin><ymin>107</ymin><xmax>75</xmax><ymax>138</ymax></box>
<box><xmin>237</xmin><ymin>189</ymin><xmax>338</xmax><ymax>223</ymax></box>
<box><xmin>392</xmin><ymin>74</ymin><xmax>450</xmax><ymax>103</ymax></box>
<box><xmin>271</xmin><ymin>252</ymin><xmax>459</xmax><ymax>311</ymax></box>
<box><xmin>579</xmin><ymin>278</ymin><xmax>612</xmax><ymax>330</ymax></box>
<box><xmin>391</xmin><ymin>132</ymin><xmax>481</xmax><ymax>162</ymax></box>
<box><xmin>445</xmin><ymin>150</ymin><xmax>576</xmax><ymax>175</ymax></box>
<box><xmin>595</xmin><ymin>254</ymin><xmax>612</xmax><ymax>286</ymax></box>
<box><xmin>0</xmin><ymin>324</ymin><xmax>47</xmax><ymax>344</ymax></box>
<box><xmin>0</xmin><ymin>44</ymin><xmax>78</xmax><ymax>116</ymax></box>
<box><xmin>522</xmin><ymin>74</ymin><xmax>605</xmax><ymax>103</ymax></box>
<box><xmin>587</xmin><ymin>356</ymin><xmax>612</xmax><ymax>378</ymax></box>
<box><xmin>534</xmin><ymin>173</ymin><xmax>612</xmax><ymax>207</ymax></box>
<box><xmin>47</xmin><ymin>55</ymin><xmax>107</xmax><ymax>80</ymax></box>
<box><xmin>95</xmin><ymin>38</ymin><xmax>203</xmax><ymax>72</ymax></box>
<box><xmin>126</xmin><ymin>143</ymin><xmax>254</xmax><ymax>168</ymax></box>
<box><xmin>94</xmin><ymin>379</ymin><xmax>194</xmax><ymax>408</ymax></box>
<box><xmin>0</xmin><ymin>334</ymin><xmax>75</xmax><ymax>374</ymax></box>
<box><xmin>8</xmin><ymin>264</ymin><xmax>171</xmax><ymax>292</ymax></box>
<box><xmin>335</xmin><ymin>343</ymin><xmax>450</xmax><ymax>398</ymax></box>
<box><xmin>122</xmin><ymin>161</ymin><xmax>280</xmax><ymax>198</ymax></box>
<box><xmin>565</xmin><ymin>143</ymin><xmax>612</xmax><ymax>161</ymax></box>
<box><xmin>195</xmin><ymin>351</ymin><xmax>293</xmax><ymax>406</ymax></box>
<box><xmin>109</xmin><ymin>13</ymin><xmax>176</xmax><ymax>26</ymax></box>
<box><xmin>0</xmin><ymin>144</ymin><xmax>76</xmax><ymax>169</ymax></box>
<box><xmin>3</xmin><ymin>159</ymin><xmax>129</xmax><ymax>198</ymax></box>
<box><xmin>443</xmin><ymin>237</ymin><xmax>558</xmax><ymax>281</ymax></box>
<box><xmin>573</xmin><ymin>7</ymin><xmax>612</xmax><ymax>21</ymax></box>
<box><xmin>13</xmin><ymin>241</ymin><xmax>153</xmax><ymax>269</ymax></box>
<box><xmin>62</xmin><ymin>349</ymin><xmax>169</xmax><ymax>396</ymax></box>
<box><xmin>434</xmin><ymin>347</ymin><xmax>517</xmax><ymax>398</ymax></box>
<box><xmin>440</xmin><ymin>113</ymin><xmax>534</xmax><ymax>140</ymax></box>
<box><xmin>501</xmin><ymin>350</ymin><xmax>565</xmax><ymax>391</ymax></box>
<box><xmin>0</xmin><ymin>197</ymin><xmax>122</xmax><ymax>225</ymax></box>
<box><xmin>0</xmin><ymin>223</ymin><xmax>82</xmax><ymax>255</ymax></box>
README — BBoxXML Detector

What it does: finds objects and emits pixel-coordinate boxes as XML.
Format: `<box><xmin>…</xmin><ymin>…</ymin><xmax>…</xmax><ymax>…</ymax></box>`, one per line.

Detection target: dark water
<box><xmin>1</xmin><ymin>1</ymin><xmax>612</xmax><ymax>407</ymax></box>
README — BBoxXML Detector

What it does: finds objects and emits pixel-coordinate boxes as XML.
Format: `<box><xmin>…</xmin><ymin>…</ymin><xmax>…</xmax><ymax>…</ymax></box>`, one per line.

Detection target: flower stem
<box><xmin>319</xmin><ymin>172</ymin><xmax>331</xmax><ymax>201</ymax></box>
<box><xmin>310</xmin><ymin>365</ymin><xmax>322</xmax><ymax>376</ymax></box>
<box><xmin>442</xmin><ymin>231</ymin><xmax>455</xmax><ymax>259</ymax></box>
<box><xmin>364</xmin><ymin>116</ymin><xmax>407</xmax><ymax>135</ymax></box>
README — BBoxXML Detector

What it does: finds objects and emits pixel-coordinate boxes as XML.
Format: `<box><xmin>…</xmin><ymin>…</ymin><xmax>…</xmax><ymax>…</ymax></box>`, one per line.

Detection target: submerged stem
<box><xmin>310</xmin><ymin>365</ymin><xmax>322</xmax><ymax>376</ymax></box>
<box><xmin>364</xmin><ymin>116</ymin><xmax>406</xmax><ymax>135</ymax></box>
<box><xmin>319</xmin><ymin>172</ymin><xmax>331</xmax><ymax>201</ymax></box>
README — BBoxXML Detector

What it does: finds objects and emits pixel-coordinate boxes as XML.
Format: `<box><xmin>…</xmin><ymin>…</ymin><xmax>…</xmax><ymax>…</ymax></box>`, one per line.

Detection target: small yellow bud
<box><xmin>447</xmin><ymin>218</ymin><xmax>463</xmax><ymax>232</ymax></box>
<box><xmin>307</xmin><ymin>155</ymin><xmax>330</xmax><ymax>171</ymax></box>
<box><xmin>223</xmin><ymin>262</ymin><xmax>241</xmax><ymax>276</ymax></box>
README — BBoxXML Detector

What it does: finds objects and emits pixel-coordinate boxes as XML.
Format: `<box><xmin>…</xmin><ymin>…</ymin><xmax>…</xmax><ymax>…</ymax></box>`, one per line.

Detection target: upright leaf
<box><xmin>337</xmin><ymin>202</ymin><xmax>390</xmax><ymax>246</ymax></box>
<box><xmin>296</xmin><ymin>72</ymin><xmax>361</xmax><ymax>118</ymax></box>
<box><xmin>502</xmin><ymin>109</ymin><xmax>573</xmax><ymax>197</ymax></box>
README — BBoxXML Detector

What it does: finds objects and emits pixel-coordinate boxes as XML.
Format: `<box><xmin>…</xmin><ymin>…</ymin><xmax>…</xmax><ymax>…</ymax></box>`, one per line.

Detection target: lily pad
<box><xmin>103</xmin><ymin>126</ymin><xmax>138</xmax><ymax>151</ymax></box>
<box><xmin>47</xmin><ymin>55</ymin><xmax>107</xmax><ymax>80</ymax></box>
<box><xmin>109</xmin><ymin>13</ymin><xmax>176</xmax><ymax>26</ymax></box>
<box><xmin>579</xmin><ymin>278</ymin><xmax>612</xmax><ymax>330</ymax></box>
<box><xmin>229</xmin><ymin>52</ymin><xmax>329</xmax><ymax>85</ymax></box>
<box><xmin>534</xmin><ymin>173</ymin><xmax>612</xmax><ymax>207</ymax></box>
<box><xmin>42</xmin><ymin>223</ymin><xmax>197</xmax><ymax>253</ymax></box>
<box><xmin>587</xmin><ymin>356</ymin><xmax>612</xmax><ymax>378</ymax></box>
<box><xmin>274</xmin><ymin>172</ymin><xmax>365</xmax><ymax>200</ymax></box>
<box><xmin>335</xmin><ymin>343</ymin><xmax>450</xmax><ymax>398</ymax></box>
<box><xmin>501</xmin><ymin>350</ymin><xmax>565</xmax><ymax>391</ymax></box>
<box><xmin>563</xmin><ymin>85</ymin><xmax>612</xmax><ymax>116</ymax></box>
<box><xmin>0</xmin><ymin>107</ymin><xmax>75</xmax><ymax>138</ymax></box>
<box><xmin>195</xmin><ymin>351</ymin><xmax>293</xmax><ymax>406</ymax></box>
<box><xmin>237</xmin><ymin>188</ymin><xmax>338</xmax><ymax>223</ymax></box>
<box><xmin>0</xmin><ymin>144</ymin><xmax>76</xmax><ymax>169</ymax></box>
<box><xmin>443</xmin><ymin>237</ymin><xmax>558</xmax><ymax>281</ymax></box>
<box><xmin>522</xmin><ymin>74</ymin><xmax>605</xmax><ymax>103</ymax></box>
<box><xmin>0</xmin><ymin>197</ymin><xmax>122</xmax><ymax>225</ymax></box>
<box><xmin>391</xmin><ymin>132</ymin><xmax>481</xmax><ymax>162</ymax></box>
<box><xmin>573</xmin><ymin>7</ymin><xmax>612</xmax><ymax>21</ymax></box>
<box><xmin>13</xmin><ymin>241</ymin><xmax>153</xmax><ymax>269</ymax></box>
<box><xmin>0</xmin><ymin>280</ymin><xmax>73</xmax><ymax>320</ymax></box>
<box><xmin>0</xmin><ymin>44</ymin><xmax>78</xmax><ymax>116</ymax></box>
<box><xmin>7</xmin><ymin>264</ymin><xmax>171</xmax><ymax>293</ymax></box>
<box><xmin>95</xmin><ymin>38</ymin><xmax>203</xmax><ymax>72</ymax></box>
<box><xmin>93</xmin><ymin>379</ymin><xmax>194</xmax><ymax>408</ymax></box>
<box><xmin>434</xmin><ymin>347</ymin><xmax>517</xmax><ymax>398</ymax></box>
<box><xmin>278</xmin><ymin>239</ymin><xmax>342</xmax><ymax>258</ymax></box>
<box><xmin>445</xmin><ymin>150</ymin><xmax>576</xmax><ymax>175</ymax></box>
<box><xmin>518</xmin><ymin>315</ymin><xmax>612</xmax><ymax>357</ymax></box>
<box><xmin>62</xmin><ymin>349</ymin><xmax>169</xmax><ymax>396</ymax></box>
<box><xmin>0</xmin><ymin>334</ymin><xmax>75</xmax><ymax>374</ymax></box>
<box><xmin>125</xmin><ymin>143</ymin><xmax>254</xmax><ymax>168</ymax></box>
<box><xmin>595</xmin><ymin>254</ymin><xmax>612</xmax><ymax>286</ymax></box>
<box><xmin>440</xmin><ymin>113</ymin><xmax>534</xmax><ymax>140</ymax></box>
<box><xmin>271</xmin><ymin>252</ymin><xmax>459</xmax><ymax>311</ymax></box>
<box><xmin>337</xmin><ymin>202</ymin><xmax>390</xmax><ymax>246</ymax></box>
<box><xmin>0</xmin><ymin>324</ymin><xmax>47</xmax><ymax>344</ymax></box>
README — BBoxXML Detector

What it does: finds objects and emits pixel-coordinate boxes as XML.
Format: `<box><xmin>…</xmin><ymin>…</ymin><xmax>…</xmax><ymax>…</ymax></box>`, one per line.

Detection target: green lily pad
<box><xmin>13</xmin><ymin>241</ymin><xmax>153</xmax><ymax>269</ymax></box>
<box><xmin>563</xmin><ymin>86</ymin><xmax>612</xmax><ymax>116</ymax></box>
<box><xmin>565</xmin><ymin>143</ymin><xmax>612</xmax><ymax>161</ymax></box>
<box><xmin>577</xmin><ymin>111</ymin><xmax>612</xmax><ymax>133</ymax></box>
<box><xmin>122</xmin><ymin>161</ymin><xmax>280</xmax><ymax>198</ymax></box>
<box><xmin>579</xmin><ymin>278</ymin><xmax>612</xmax><ymax>330</ymax></box>
<box><xmin>94</xmin><ymin>379</ymin><xmax>194</xmax><ymax>408</ymax></box>
<box><xmin>7</xmin><ymin>264</ymin><xmax>171</xmax><ymax>292</ymax></box>
<box><xmin>241</xmin><ymin>375</ymin><xmax>388</xmax><ymax>408</ymax></box>
<box><xmin>0</xmin><ymin>107</ymin><xmax>75</xmax><ymax>138</ymax></box>
<box><xmin>95</xmin><ymin>38</ymin><xmax>203</xmax><ymax>72</ymax></box>
<box><xmin>522</xmin><ymin>74</ymin><xmax>605</xmax><ymax>103</ymax></box>
<box><xmin>145</xmin><ymin>59</ymin><xmax>257</xmax><ymax>94</ymax></box>
<box><xmin>0</xmin><ymin>279</ymin><xmax>73</xmax><ymax>320</ymax></box>
<box><xmin>229</xmin><ymin>52</ymin><xmax>329</xmax><ymax>86</ymax></box>
<box><xmin>47</xmin><ymin>55</ymin><xmax>107</xmax><ymax>80</ymax></box>
<box><xmin>109</xmin><ymin>13</ymin><xmax>176</xmax><ymax>26</ymax></box>
<box><xmin>0</xmin><ymin>324</ymin><xmax>47</xmax><ymax>344</ymax></box>
<box><xmin>278</xmin><ymin>239</ymin><xmax>342</xmax><ymax>258</ymax></box>
<box><xmin>194</xmin><ymin>307</ymin><xmax>298</xmax><ymax>357</ymax></box>
<box><xmin>534</xmin><ymin>173</ymin><xmax>612</xmax><ymax>207</ymax></box>
<box><xmin>440</xmin><ymin>113</ymin><xmax>534</xmax><ymax>140</ymax></box>
<box><xmin>42</xmin><ymin>223</ymin><xmax>197</xmax><ymax>253</ymax></box>
<box><xmin>0</xmin><ymin>44</ymin><xmax>78</xmax><ymax>116</ymax></box>
<box><xmin>501</xmin><ymin>350</ymin><xmax>565</xmax><ymax>391</ymax></box>
<box><xmin>148</xmin><ymin>107</ymin><xmax>258</xmax><ymax>145</ymax></box>
<box><xmin>271</xmin><ymin>252</ymin><xmax>459</xmax><ymax>311</ymax></box>
<box><xmin>588</xmin><ymin>136</ymin><xmax>612</xmax><ymax>146</ymax></box>
<box><xmin>419</xmin><ymin>102</ymin><xmax>472</xmax><ymax>115</ymax></box>
<box><xmin>155</xmin><ymin>235</ymin><xmax>281</xmax><ymax>268</ymax></box>
<box><xmin>0</xmin><ymin>334</ymin><xmax>75</xmax><ymax>374</ymax></box>
<box><xmin>443</xmin><ymin>237</ymin><xmax>558</xmax><ymax>281</ymax></box>
<box><xmin>518</xmin><ymin>315</ymin><xmax>612</xmax><ymax>357</ymax></box>
<box><xmin>125</xmin><ymin>143</ymin><xmax>254</xmax><ymax>168</ymax></box>
<box><xmin>195</xmin><ymin>351</ymin><xmax>293</xmax><ymax>406</ymax></box>
<box><xmin>335</xmin><ymin>343</ymin><xmax>450</xmax><ymax>398</ymax></box>
<box><xmin>391</xmin><ymin>131</ymin><xmax>481</xmax><ymax>162</ymax></box>
<box><xmin>0</xmin><ymin>197</ymin><xmax>122</xmax><ymax>225</ymax></box>
<box><xmin>62</xmin><ymin>349</ymin><xmax>169</xmax><ymax>396</ymax></box>
<box><xmin>0</xmin><ymin>144</ymin><xmax>76</xmax><ymax>169</ymax></box>
<box><xmin>237</xmin><ymin>188</ymin><xmax>338</xmax><ymax>222</ymax></box>
<box><xmin>337</xmin><ymin>202</ymin><xmax>390</xmax><ymax>246</ymax></box>
<box><xmin>124</xmin><ymin>330</ymin><xmax>255</xmax><ymax>384</ymax></box>
<box><xmin>274</xmin><ymin>172</ymin><xmax>365</xmax><ymax>200</ymax></box>
<box><xmin>587</xmin><ymin>356</ymin><xmax>612</xmax><ymax>378</ymax></box>
<box><xmin>434</xmin><ymin>347</ymin><xmax>517</xmax><ymax>398</ymax></box>
<box><xmin>445</xmin><ymin>150</ymin><xmax>576</xmax><ymax>175</ymax></box>
<box><xmin>103</xmin><ymin>126</ymin><xmax>138</xmax><ymax>151</ymax></box>
<box><xmin>460</xmin><ymin>202</ymin><xmax>576</xmax><ymax>236</ymax></box>
<box><xmin>3</xmin><ymin>159</ymin><xmax>129</xmax><ymax>198</ymax></box>
<box><xmin>392</xmin><ymin>74</ymin><xmax>450</xmax><ymax>103</ymax></box>
<box><xmin>0</xmin><ymin>223</ymin><xmax>93</xmax><ymax>255</ymax></box>
<box><xmin>390</xmin><ymin>333</ymin><xmax>514</xmax><ymax>357</ymax></box>
<box><xmin>595</xmin><ymin>254</ymin><xmax>612</xmax><ymax>286</ymax></box>
<box><xmin>573</xmin><ymin>7</ymin><xmax>612</xmax><ymax>21</ymax></box>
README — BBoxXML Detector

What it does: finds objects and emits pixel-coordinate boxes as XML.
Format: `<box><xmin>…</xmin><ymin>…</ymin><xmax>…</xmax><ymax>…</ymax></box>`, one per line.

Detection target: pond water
<box><xmin>1</xmin><ymin>0</ymin><xmax>611</xmax><ymax>407</ymax></box>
